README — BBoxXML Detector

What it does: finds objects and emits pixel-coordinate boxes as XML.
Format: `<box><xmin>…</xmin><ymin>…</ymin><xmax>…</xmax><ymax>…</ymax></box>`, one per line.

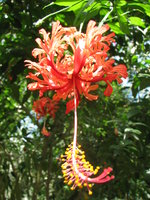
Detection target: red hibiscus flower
<box><xmin>25</xmin><ymin>20</ymin><xmax>128</xmax><ymax>114</ymax></box>
<box><xmin>25</xmin><ymin>20</ymin><xmax>128</xmax><ymax>194</ymax></box>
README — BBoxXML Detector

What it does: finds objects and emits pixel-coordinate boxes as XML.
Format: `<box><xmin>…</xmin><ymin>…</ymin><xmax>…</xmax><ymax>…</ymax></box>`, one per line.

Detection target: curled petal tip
<box><xmin>111</xmin><ymin>175</ymin><xmax>115</xmax><ymax>179</ymax></box>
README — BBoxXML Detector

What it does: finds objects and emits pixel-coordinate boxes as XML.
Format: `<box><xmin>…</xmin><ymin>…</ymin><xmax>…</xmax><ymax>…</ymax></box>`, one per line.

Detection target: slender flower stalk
<box><xmin>61</xmin><ymin>79</ymin><xmax>114</xmax><ymax>195</ymax></box>
<box><xmin>73</xmin><ymin>77</ymin><xmax>78</xmax><ymax>161</ymax></box>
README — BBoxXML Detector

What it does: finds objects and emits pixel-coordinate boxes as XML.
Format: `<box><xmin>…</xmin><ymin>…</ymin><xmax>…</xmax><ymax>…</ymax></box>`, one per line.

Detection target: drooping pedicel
<box><xmin>61</xmin><ymin>143</ymin><xmax>114</xmax><ymax>195</ymax></box>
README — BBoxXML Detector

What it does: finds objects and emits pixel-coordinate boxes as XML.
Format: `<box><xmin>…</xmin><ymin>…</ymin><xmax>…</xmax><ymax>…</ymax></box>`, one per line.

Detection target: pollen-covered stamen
<box><xmin>61</xmin><ymin>143</ymin><xmax>114</xmax><ymax>195</ymax></box>
<box><xmin>61</xmin><ymin>143</ymin><xmax>94</xmax><ymax>194</ymax></box>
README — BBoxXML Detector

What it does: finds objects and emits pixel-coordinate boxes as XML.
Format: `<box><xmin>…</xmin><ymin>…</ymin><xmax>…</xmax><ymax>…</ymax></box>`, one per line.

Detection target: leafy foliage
<box><xmin>0</xmin><ymin>0</ymin><xmax>150</xmax><ymax>199</ymax></box>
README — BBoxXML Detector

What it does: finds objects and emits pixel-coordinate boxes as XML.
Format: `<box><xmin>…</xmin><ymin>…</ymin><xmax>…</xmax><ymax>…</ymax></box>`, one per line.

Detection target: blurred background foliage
<box><xmin>0</xmin><ymin>0</ymin><xmax>150</xmax><ymax>199</ymax></box>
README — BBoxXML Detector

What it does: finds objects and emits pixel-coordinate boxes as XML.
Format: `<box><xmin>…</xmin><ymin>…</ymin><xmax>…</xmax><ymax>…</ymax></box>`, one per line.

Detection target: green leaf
<box><xmin>99</xmin><ymin>8</ymin><xmax>109</xmax><ymax>16</ymax></box>
<box><xmin>139</xmin><ymin>77</ymin><xmax>150</xmax><ymax>91</ymax></box>
<box><xmin>131</xmin><ymin>55</ymin><xmax>138</xmax><ymax>64</ymax></box>
<box><xmin>35</xmin><ymin>0</ymin><xmax>84</xmax><ymax>26</ymax></box>
<box><xmin>75</xmin><ymin>2</ymin><xmax>101</xmax><ymax>26</ymax></box>
<box><xmin>100</xmin><ymin>0</ymin><xmax>111</xmax><ymax>7</ymax></box>
<box><xmin>117</xmin><ymin>8</ymin><xmax>130</xmax><ymax>34</ymax></box>
<box><xmin>129</xmin><ymin>17</ymin><xmax>145</xmax><ymax>28</ymax></box>
<box><xmin>127</xmin><ymin>109</ymin><xmax>140</xmax><ymax>119</ymax></box>
<box><xmin>128</xmin><ymin>3</ymin><xmax>150</xmax><ymax>17</ymax></box>
<box><xmin>115</xmin><ymin>0</ymin><xmax>127</xmax><ymax>7</ymax></box>
<box><xmin>74</xmin><ymin>0</ymin><xmax>95</xmax><ymax>25</ymax></box>
<box><xmin>145</xmin><ymin>59</ymin><xmax>150</xmax><ymax>64</ymax></box>
<box><xmin>108</xmin><ymin>22</ymin><xmax>124</xmax><ymax>34</ymax></box>
<box><xmin>55</xmin><ymin>0</ymin><xmax>82</xmax><ymax>6</ymax></box>
<box><xmin>138</xmin><ymin>73</ymin><xmax>150</xmax><ymax>78</ymax></box>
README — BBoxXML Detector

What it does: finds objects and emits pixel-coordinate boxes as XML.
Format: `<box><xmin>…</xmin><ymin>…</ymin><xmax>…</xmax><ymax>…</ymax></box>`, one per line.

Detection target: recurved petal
<box><xmin>66</xmin><ymin>97</ymin><xmax>80</xmax><ymax>114</ymax></box>
<box><xmin>103</xmin><ymin>83</ymin><xmax>113</xmax><ymax>96</ymax></box>
<box><xmin>39</xmin><ymin>28</ymin><xmax>50</xmax><ymax>41</ymax></box>
<box><xmin>35</xmin><ymin>38</ymin><xmax>49</xmax><ymax>54</ymax></box>
<box><xmin>101</xmin><ymin>32</ymin><xmax>115</xmax><ymax>45</ymax></box>
<box><xmin>84</xmin><ymin>93</ymin><xmax>99</xmax><ymax>101</ymax></box>
<box><xmin>32</xmin><ymin>48</ymin><xmax>45</xmax><ymax>58</ymax></box>
<box><xmin>27</xmin><ymin>82</ymin><xmax>50</xmax><ymax>91</ymax></box>
<box><xmin>51</xmin><ymin>20</ymin><xmax>62</xmax><ymax>38</ymax></box>
<box><xmin>112</xmin><ymin>64</ymin><xmax>128</xmax><ymax>78</ymax></box>
<box><xmin>83</xmin><ymin>84</ymin><xmax>99</xmax><ymax>101</ymax></box>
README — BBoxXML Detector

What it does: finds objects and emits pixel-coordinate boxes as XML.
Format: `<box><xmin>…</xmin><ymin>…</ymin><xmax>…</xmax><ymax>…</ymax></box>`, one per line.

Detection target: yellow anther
<box><xmin>82</xmin><ymin>155</ymin><xmax>85</xmax><ymax>159</ymax></box>
<box><xmin>76</xmin><ymin>164</ymin><xmax>79</xmax><ymax>168</ymax></box>
<box><xmin>84</xmin><ymin>183</ymin><xmax>87</xmax><ymax>187</ymax></box>
<box><xmin>70</xmin><ymin>187</ymin><xmax>74</xmax><ymax>190</ymax></box>
<box><xmin>75</xmin><ymin>154</ymin><xmax>78</xmax><ymax>158</ymax></box>
<box><xmin>90</xmin><ymin>167</ymin><xmax>94</xmax><ymax>172</ymax></box>
<box><xmin>75</xmin><ymin>149</ymin><xmax>79</xmax><ymax>154</ymax></box>
<box><xmin>75</xmin><ymin>175</ymin><xmax>79</xmax><ymax>179</ymax></box>
<box><xmin>75</xmin><ymin>180</ymin><xmax>79</xmax><ymax>185</ymax></box>
<box><xmin>61</xmin><ymin>166</ymin><xmax>66</xmax><ymax>170</ymax></box>
<box><xmin>96</xmin><ymin>166</ymin><xmax>100</xmax><ymax>170</ymax></box>
<box><xmin>83</xmin><ymin>164</ymin><xmax>87</xmax><ymax>168</ymax></box>
<box><xmin>69</xmin><ymin>173</ymin><xmax>73</xmax><ymax>177</ymax></box>
<box><xmin>68</xmin><ymin>180</ymin><xmax>73</xmax><ymax>185</ymax></box>
<box><xmin>63</xmin><ymin>173</ymin><xmax>68</xmax><ymax>177</ymax></box>
<box><xmin>94</xmin><ymin>169</ymin><xmax>98</xmax><ymax>175</ymax></box>
<box><xmin>81</xmin><ymin>151</ymin><xmax>85</xmax><ymax>154</ymax></box>
<box><xmin>78</xmin><ymin>145</ymin><xmax>81</xmax><ymax>148</ymax></box>
<box><xmin>61</xmin><ymin>154</ymin><xmax>64</xmax><ymax>158</ymax></box>
<box><xmin>67</xmin><ymin>154</ymin><xmax>71</xmax><ymax>159</ymax></box>
<box><xmin>78</xmin><ymin>183</ymin><xmax>82</xmax><ymax>188</ymax></box>
<box><xmin>89</xmin><ymin>184</ymin><xmax>92</xmax><ymax>188</ymax></box>
<box><xmin>89</xmin><ymin>190</ymin><xmax>93</xmax><ymax>195</ymax></box>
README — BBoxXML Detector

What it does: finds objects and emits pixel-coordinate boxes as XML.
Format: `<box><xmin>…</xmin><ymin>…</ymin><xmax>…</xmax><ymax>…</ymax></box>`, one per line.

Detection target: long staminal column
<box><xmin>61</xmin><ymin>78</ymin><xmax>114</xmax><ymax>195</ymax></box>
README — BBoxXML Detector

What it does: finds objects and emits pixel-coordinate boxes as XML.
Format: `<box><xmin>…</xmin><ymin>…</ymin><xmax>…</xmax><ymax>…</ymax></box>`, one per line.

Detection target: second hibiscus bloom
<box><xmin>32</xmin><ymin>97</ymin><xmax>58</xmax><ymax>136</ymax></box>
